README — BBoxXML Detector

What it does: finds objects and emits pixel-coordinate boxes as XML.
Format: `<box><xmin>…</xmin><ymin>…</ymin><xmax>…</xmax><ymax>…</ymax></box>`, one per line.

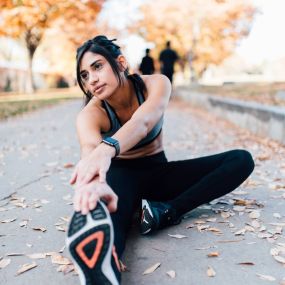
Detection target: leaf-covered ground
<box><xmin>0</xmin><ymin>97</ymin><xmax>285</xmax><ymax>285</ymax></box>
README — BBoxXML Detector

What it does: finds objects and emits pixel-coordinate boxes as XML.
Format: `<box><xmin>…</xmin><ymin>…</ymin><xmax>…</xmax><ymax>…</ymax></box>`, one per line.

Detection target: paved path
<box><xmin>1</xmin><ymin>96</ymin><xmax>285</xmax><ymax>285</ymax></box>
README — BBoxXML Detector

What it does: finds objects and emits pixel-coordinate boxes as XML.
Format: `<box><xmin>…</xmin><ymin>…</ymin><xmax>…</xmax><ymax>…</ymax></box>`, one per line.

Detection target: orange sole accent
<box><xmin>75</xmin><ymin>231</ymin><xmax>104</xmax><ymax>269</ymax></box>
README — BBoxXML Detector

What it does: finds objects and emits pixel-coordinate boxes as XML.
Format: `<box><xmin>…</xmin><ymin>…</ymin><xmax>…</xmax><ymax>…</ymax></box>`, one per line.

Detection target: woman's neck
<box><xmin>105</xmin><ymin>76</ymin><xmax>135</xmax><ymax>111</ymax></box>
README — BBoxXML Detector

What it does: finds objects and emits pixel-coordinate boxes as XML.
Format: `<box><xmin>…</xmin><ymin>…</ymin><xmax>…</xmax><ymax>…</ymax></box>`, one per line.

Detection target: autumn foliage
<box><xmin>0</xmin><ymin>0</ymin><xmax>104</xmax><ymax>92</ymax></box>
<box><xmin>134</xmin><ymin>0</ymin><xmax>257</xmax><ymax>78</ymax></box>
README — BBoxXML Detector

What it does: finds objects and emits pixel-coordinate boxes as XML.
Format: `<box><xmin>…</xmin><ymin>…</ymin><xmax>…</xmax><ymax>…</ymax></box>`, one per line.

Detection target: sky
<box><xmin>236</xmin><ymin>0</ymin><xmax>285</xmax><ymax>64</ymax></box>
<box><xmin>100</xmin><ymin>0</ymin><xmax>285</xmax><ymax>67</ymax></box>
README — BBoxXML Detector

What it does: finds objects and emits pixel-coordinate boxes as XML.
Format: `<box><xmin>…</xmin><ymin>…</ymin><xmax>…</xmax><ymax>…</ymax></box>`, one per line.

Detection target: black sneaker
<box><xmin>140</xmin><ymin>200</ymin><xmax>182</xmax><ymax>235</ymax></box>
<box><xmin>66</xmin><ymin>201</ymin><xmax>121</xmax><ymax>285</ymax></box>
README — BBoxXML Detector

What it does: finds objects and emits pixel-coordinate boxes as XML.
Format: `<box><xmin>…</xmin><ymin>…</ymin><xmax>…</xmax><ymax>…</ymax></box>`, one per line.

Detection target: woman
<box><xmin>65</xmin><ymin>35</ymin><xmax>255</xmax><ymax>285</ymax></box>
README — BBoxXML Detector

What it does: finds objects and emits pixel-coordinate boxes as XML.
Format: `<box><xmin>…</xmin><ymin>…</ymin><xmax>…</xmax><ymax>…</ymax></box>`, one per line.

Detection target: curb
<box><xmin>176</xmin><ymin>86</ymin><xmax>285</xmax><ymax>145</ymax></box>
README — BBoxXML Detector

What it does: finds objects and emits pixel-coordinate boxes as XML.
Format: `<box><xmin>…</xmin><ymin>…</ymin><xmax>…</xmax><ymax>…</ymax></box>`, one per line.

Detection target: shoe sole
<box><xmin>140</xmin><ymin>200</ymin><xmax>155</xmax><ymax>235</ymax></box>
<box><xmin>66</xmin><ymin>201</ymin><xmax>119</xmax><ymax>285</ymax></box>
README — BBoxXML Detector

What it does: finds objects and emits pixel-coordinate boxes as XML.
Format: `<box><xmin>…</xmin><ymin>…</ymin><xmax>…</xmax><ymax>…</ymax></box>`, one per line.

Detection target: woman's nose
<box><xmin>89</xmin><ymin>72</ymin><xmax>99</xmax><ymax>85</ymax></box>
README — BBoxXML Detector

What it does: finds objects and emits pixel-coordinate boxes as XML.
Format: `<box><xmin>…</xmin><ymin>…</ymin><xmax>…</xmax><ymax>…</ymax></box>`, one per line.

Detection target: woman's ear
<box><xmin>117</xmin><ymin>55</ymin><xmax>128</xmax><ymax>72</ymax></box>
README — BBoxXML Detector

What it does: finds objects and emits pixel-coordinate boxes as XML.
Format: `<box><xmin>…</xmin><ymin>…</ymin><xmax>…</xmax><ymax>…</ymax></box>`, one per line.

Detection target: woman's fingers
<box><xmin>98</xmin><ymin>190</ymin><xmax>118</xmax><ymax>213</ymax></box>
<box><xmin>81</xmin><ymin>191</ymin><xmax>90</xmax><ymax>215</ymax></box>
<box><xmin>107</xmin><ymin>197</ymin><xmax>118</xmax><ymax>213</ymax></box>
<box><xmin>69</xmin><ymin>166</ymin><xmax>78</xmax><ymax>185</ymax></box>
<box><xmin>88</xmin><ymin>192</ymin><xmax>99</xmax><ymax>211</ymax></box>
<box><xmin>73</xmin><ymin>190</ymin><xmax>82</xmax><ymax>212</ymax></box>
<box><xmin>81</xmin><ymin>169</ymin><xmax>97</xmax><ymax>185</ymax></box>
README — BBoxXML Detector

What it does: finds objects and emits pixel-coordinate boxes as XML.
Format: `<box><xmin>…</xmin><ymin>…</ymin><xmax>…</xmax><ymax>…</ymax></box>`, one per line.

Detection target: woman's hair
<box><xmin>76</xmin><ymin>35</ymin><xmax>146</xmax><ymax>105</ymax></box>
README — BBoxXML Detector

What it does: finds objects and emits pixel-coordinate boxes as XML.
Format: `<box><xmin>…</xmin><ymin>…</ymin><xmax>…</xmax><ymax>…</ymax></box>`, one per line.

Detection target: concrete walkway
<box><xmin>1</xmin><ymin>96</ymin><xmax>285</xmax><ymax>285</ymax></box>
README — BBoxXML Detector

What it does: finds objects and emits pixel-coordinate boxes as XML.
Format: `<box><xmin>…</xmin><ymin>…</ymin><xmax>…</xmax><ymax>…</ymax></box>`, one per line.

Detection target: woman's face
<box><xmin>79</xmin><ymin>51</ymin><xmax>120</xmax><ymax>100</ymax></box>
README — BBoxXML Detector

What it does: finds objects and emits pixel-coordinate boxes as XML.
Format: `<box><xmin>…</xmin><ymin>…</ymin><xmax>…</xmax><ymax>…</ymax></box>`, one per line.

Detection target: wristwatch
<box><xmin>101</xmin><ymin>137</ymin><xmax>120</xmax><ymax>157</ymax></box>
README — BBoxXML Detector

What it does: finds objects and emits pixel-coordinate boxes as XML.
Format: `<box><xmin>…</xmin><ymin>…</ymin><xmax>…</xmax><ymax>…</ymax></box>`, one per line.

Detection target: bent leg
<box><xmin>145</xmin><ymin>149</ymin><xmax>254</xmax><ymax>217</ymax></box>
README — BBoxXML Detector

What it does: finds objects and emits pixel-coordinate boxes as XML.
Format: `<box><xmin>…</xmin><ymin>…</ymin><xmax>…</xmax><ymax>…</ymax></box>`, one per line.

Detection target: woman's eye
<box><xmin>94</xmin><ymin>63</ymin><xmax>102</xmax><ymax>70</ymax></box>
<box><xmin>81</xmin><ymin>73</ymin><xmax>88</xmax><ymax>81</ymax></box>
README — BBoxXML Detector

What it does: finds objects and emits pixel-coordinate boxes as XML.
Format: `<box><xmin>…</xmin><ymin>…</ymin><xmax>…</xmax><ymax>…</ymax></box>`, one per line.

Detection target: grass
<box><xmin>0</xmin><ymin>88</ymin><xmax>83</xmax><ymax>121</ymax></box>
<box><xmin>188</xmin><ymin>82</ymin><xmax>285</xmax><ymax>106</ymax></box>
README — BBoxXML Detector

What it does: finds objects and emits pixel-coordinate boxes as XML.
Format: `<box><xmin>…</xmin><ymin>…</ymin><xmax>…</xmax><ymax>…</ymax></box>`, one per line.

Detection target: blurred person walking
<box><xmin>159</xmin><ymin>41</ymin><xmax>179</xmax><ymax>83</ymax></box>
<box><xmin>139</xmin><ymin>48</ymin><xmax>155</xmax><ymax>75</ymax></box>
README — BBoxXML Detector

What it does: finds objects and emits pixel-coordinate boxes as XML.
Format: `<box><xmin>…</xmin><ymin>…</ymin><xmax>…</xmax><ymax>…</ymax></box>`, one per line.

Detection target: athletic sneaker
<box><xmin>66</xmin><ymin>201</ymin><xmax>120</xmax><ymax>285</ymax></box>
<box><xmin>140</xmin><ymin>199</ymin><xmax>182</xmax><ymax>235</ymax></box>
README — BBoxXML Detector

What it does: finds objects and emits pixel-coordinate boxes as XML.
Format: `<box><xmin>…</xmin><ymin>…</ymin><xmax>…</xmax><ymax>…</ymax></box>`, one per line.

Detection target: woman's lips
<box><xmin>94</xmin><ymin>84</ymin><xmax>106</xmax><ymax>94</ymax></box>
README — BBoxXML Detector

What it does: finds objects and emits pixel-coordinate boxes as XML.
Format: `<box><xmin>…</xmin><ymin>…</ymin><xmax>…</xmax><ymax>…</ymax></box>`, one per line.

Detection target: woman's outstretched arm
<box><xmin>71</xmin><ymin>74</ymin><xmax>171</xmax><ymax>185</ymax></box>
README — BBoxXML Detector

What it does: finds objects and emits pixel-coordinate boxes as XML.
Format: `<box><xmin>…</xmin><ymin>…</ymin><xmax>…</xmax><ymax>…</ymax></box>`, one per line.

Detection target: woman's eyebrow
<box><xmin>90</xmin><ymin>59</ymin><xmax>102</xmax><ymax>68</ymax></box>
<box><xmin>80</xmin><ymin>59</ymin><xmax>102</xmax><ymax>75</ymax></box>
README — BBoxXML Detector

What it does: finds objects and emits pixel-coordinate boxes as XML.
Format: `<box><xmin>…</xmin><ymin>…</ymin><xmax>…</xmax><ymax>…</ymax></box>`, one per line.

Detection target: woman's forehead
<box><xmin>80</xmin><ymin>52</ymin><xmax>105</xmax><ymax>70</ymax></box>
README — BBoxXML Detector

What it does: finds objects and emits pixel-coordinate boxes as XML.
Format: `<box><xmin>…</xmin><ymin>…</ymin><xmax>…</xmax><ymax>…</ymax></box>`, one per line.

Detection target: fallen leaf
<box><xmin>206</xmin><ymin>218</ymin><xmax>217</xmax><ymax>222</ymax></box>
<box><xmin>256</xmin><ymin>273</ymin><xmax>276</xmax><ymax>281</ymax></box>
<box><xmin>273</xmin><ymin>255</ymin><xmax>285</xmax><ymax>264</ymax></box>
<box><xmin>57</xmin><ymin>264</ymin><xmax>75</xmax><ymax>274</ymax></box>
<box><xmin>16</xmin><ymin>262</ymin><xmax>37</xmax><ymax>275</ymax></box>
<box><xmin>56</xmin><ymin>225</ymin><xmax>67</xmax><ymax>232</ymax></box>
<box><xmin>217</xmin><ymin>239</ymin><xmax>243</xmax><ymax>243</ymax></box>
<box><xmin>19</xmin><ymin>220</ymin><xmax>28</xmax><ymax>227</ymax></box>
<box><xmin>270</xmin><ymin>248</ymin><xmax>279</xmax><ymax>256</ymax></box>
<box><xmin>221</xmin><ymin>212</ymin><xmax>231</xmax><ymax>219</ymax></box>
<box><xmin>208</xmin><ymin>227</ymin><xmax>223</xmax><ymax>234</ymax></box>
<box><xmin>168</xmin><ymin>234</ymin><xmax>187</xmax><ymax>239</ymax></box>
<box><xmin>234</xmin><ymin>228</ymin><xmax>246</xmax><ymax>236</ymax></box>
<box><xmin>59</xmin><ymin>246</ymin><xmax>65</xmax><ymax>253</ymax></box>
<box><xmin>197</xmin><ymin>225</ymin><xmax>210</xmax><ymax>232</ymax></box>
<box><xmin>32</xmin><ymin>227</ymin><xmax>47</xmax><ymax>232</ymax></box>
<box><xmin>27</xmin><ymin>253</ymin><xmax>47</xmax><ymax>259</ymax></box>
<box><xmin>166</xmin><ymin>270</ymin><xmax>176</xmax><ymax>278</ymax></box>
<box><xmin>63</xmin><ymin>163</ymin><xmax>74</xmax><ymax>168</ymax></box>
<box><xmin>6</xmin><ymin>253</ymin><xmax>25</xmax><ymax>256</ymax></box>
<box><xmin>0</xmin><ymin>258</ymin><xmax>11</xmax><ymax>269</ymax></box>
<box><xmin>119</xmin><ymin>260</ymin><xmax>128</xmax><ymax>272</ymax></box>
<box><xmin>51</xmin><ymin>254</ymin><xmax>71</xmax><ymax>265</ymax></box>
<box><xmin>237</xmin><ymin>262</ymin><xmax>254</xmax><ymax>265</ymax></box>
<box><xmin>1</xmin><ymin>218</ymin><xmax>17</xmax><ymax>223</ymax></box>
<box><xmin>143</xmin><ymin>263</ymin><xmax>161</xmax><ymax>275</ymax></box>
<box><xmin>249</xmin><ymin>211</ymin><xmax>260</xmax><ymax>219</ymax></box>
<box><xmin>207</xmin><ymin>266</ymin><xmax>216</xmax><ymax>277</ymax></box>
<box><xmin>207</xmin><ymin>252</ymin><xmax>219</xmax><ymax>257</ymax></box>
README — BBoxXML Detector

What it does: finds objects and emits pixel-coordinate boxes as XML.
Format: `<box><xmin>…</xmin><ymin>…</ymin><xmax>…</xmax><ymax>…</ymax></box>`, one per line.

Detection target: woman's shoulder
<box><xmin>140</xmin><ymin>74</ymin><xmax>171</xmax><ymax>85</ymax></box>
<box><xmin>77</xmin><ymin>97</ymin><xmax>105</xmax><ymax>124</ymax></box>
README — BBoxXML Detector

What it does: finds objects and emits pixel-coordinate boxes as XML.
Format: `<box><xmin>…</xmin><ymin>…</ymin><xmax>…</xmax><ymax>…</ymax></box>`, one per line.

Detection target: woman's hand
<box><xmin>70</xmin><ymin>143</ymin><xmax>115</xmax><ymax>185</ymax></box>
<box><xmin>73</xmin><ymin>179</ymin><xmax>118</xmax><ymax>215</ymax></box>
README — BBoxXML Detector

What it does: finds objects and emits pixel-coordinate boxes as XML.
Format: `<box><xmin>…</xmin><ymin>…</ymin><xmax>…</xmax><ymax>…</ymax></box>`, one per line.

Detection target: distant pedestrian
<box><xmin>159</xmin><ymin>41</ymin><xmax>179</xmax><ymax>83</ymax></box>
<box><xmin>139</xmin><ymin>48</ymin><xmax>155</xmax><ymax>75</ymax></box>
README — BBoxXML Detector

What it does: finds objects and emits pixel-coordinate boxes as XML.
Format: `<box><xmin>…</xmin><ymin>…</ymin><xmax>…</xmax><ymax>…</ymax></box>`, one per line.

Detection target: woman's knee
<box><xmin>229</xmin><ymin>149</ymin><xmax>255</xmax><ymax>177</ymax></box>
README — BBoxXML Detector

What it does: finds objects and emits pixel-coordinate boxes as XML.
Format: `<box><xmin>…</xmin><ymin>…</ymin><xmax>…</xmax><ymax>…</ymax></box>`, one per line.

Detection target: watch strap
<box><xmin>101</xmin><ymin>137</ymin><xmax>120</xmax><ymax>156</ymax></box>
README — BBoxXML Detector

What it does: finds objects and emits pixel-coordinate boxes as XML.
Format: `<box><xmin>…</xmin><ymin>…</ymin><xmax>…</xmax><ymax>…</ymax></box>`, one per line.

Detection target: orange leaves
<box><xmin>135</xmin><ymin>0</ymin><xmax>256</xmax><ymax>78</ymax></box>
<box><xmin>0</xmin><ymin>0</ymin><xmax>104</xmax><ymax>55</ymax></box>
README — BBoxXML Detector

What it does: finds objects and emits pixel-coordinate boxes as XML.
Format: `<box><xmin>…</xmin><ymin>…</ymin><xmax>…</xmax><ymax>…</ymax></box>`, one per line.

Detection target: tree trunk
<box><xmin>25</xmin><ymin>29</ymin><xmax>41</xmax><ymax>93</ymax></box>
<box><xmin>26</xmin><ymin>51</ymin><xmax>35</xmax><ymax>93</ymax></box>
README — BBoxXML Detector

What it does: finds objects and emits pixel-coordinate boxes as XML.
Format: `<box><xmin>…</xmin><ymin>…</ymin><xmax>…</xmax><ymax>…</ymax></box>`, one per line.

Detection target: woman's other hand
<box><xmin>73</xmin><ymin>179</ymin><xmax>118</xmax><ymax>215</ymax></box>
<box><xmin>69</xmin><ymin>143</ymin><xmax>115</xmax><ymax>185</ymax></box>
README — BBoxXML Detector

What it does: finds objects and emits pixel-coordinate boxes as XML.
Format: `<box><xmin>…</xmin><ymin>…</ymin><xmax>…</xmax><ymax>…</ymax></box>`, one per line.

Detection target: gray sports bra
<box><xmin>101</xmin><ymin>76</ymin><xmax>163</xmax><ymax>150</ymax></box>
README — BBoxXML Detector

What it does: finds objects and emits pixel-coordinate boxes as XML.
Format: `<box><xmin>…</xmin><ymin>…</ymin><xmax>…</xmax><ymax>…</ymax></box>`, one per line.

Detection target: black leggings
<box><xmin>106</xmin><ymin>149</ymin><xmax>254</xmax><ymax>260</ymax></box>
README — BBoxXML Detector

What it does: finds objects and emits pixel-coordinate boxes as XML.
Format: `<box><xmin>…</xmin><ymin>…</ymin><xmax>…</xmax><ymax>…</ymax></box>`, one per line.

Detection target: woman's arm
<box><xmin>111</xmin><ymin>74</ymin><xmax>171</xmax><ymax>153</ymax></box>
<box><xmin>72</xmin><ymin>74</ymin><xmax>171</xmax><ymax>184</ymax></box>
